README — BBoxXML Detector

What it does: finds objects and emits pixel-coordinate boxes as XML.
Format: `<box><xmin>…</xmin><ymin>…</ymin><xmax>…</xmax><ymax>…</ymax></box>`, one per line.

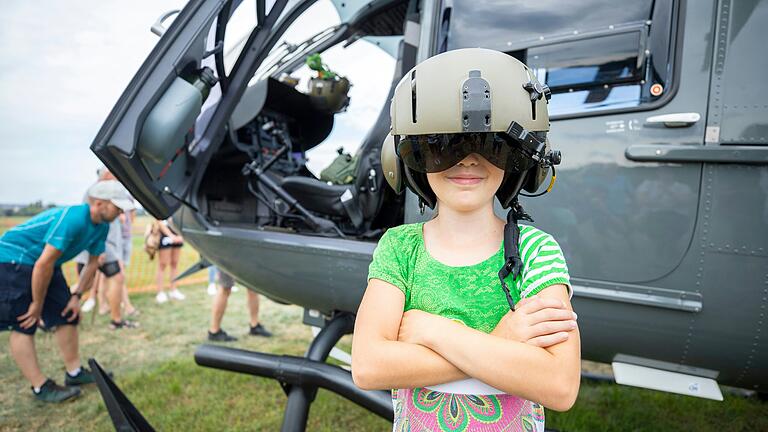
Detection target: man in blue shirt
<box><xmin>0</xmin><ymin>180</ymin><xmax>134</xmax><ymax>402</ymax></box>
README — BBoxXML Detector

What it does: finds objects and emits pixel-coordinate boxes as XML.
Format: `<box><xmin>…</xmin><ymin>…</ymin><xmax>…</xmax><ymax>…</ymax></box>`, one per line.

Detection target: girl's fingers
<box><xmin>528</xmin><ymin>320</ymin><xmax>577</xmax><ymax>339</ymax></box>
<box><xmin>528</xmin><ymin>307</ymin><xmax>577</xmax><ymax>324</ymax></box>
<box><xmin>527</xmin><ymin>332</ymin><xmax>570</xmax><ymax>348</ymax></box>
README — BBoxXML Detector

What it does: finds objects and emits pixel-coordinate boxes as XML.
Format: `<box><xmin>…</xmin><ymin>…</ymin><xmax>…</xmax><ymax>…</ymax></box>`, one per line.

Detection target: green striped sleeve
<box><xmin>519</xmin><ymin>231</ymin><xmax>571</xmax><ymax>299</ymax></box>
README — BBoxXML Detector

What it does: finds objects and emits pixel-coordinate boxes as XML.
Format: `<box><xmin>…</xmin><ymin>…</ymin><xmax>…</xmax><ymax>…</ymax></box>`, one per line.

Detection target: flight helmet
<box><xmin>382</xmin><ymin>48</ymin><xmax>560</xmax><ymax>210</ymax></box>
<box><xmin>380</xmin><ymin>48</ymin><xmax>562</xmax><ymax>310</ymax></box>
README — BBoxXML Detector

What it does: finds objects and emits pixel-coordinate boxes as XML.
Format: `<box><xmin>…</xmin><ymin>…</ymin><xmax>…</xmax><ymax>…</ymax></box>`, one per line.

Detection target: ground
<box><xmin>1</xmin><ymin>216</ymin><xmax>767</xmax><ymax>431</ymax></box>
<box><xmin>1</xmin><ymin>285</ymin><xmax>767</xmax><ymax>432</ymax></box>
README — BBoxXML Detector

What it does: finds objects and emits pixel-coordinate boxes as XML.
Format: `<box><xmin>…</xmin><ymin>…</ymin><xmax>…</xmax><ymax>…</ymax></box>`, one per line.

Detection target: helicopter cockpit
<box><xmin>196</xmin><ymin>0</ymin><xmax>410</xmax><ymax>238</ymax></box>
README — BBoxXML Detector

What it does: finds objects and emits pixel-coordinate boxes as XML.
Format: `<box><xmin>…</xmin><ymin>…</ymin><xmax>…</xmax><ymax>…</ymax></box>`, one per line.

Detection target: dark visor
<box><xmin>397</xmin><ymin>132</ymin><xmax>537</xmax><ymax>174</ymax></box>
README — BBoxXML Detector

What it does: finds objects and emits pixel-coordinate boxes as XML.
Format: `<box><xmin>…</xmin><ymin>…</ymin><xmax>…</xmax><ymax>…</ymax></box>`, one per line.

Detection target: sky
<box><xmin>0</xmin><ymin>0</ymin><xmax>393</xmax><ymax>205</ymax></box>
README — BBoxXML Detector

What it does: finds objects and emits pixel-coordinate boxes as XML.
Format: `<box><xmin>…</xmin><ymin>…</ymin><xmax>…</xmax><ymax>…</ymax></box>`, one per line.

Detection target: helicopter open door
<box><xmin>90</xmin><ymin>0</ymin><xmax>303</xmax><ymax>219</ymax></box>
<box><xmin>90</xmin><ymin>0</ymin><xmax>229</xmax><ymax>219</ymax></box>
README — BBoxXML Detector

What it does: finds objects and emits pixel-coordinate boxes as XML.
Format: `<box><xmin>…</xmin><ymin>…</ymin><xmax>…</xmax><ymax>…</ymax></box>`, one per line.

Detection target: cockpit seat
<box><xmin>279</xmin><ymin>42</ymin><xmax>409</xmax><ymax>234</ymax></box>
<box><xmin>280</xmin><ymin>150</ymin><xmax>384</xmax><ymax>232</ymax></box>
<box><xmin>280</xmin><ymin>177</ymin><xmax>349</xmax><ymax>218</ymax></box>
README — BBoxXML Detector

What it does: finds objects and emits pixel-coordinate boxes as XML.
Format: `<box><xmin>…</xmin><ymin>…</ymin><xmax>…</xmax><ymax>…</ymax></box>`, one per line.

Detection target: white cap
<box><xmin>87</xmin><ymin>180</ymin><xmax>135</xmax><ymax>211</ymax></box>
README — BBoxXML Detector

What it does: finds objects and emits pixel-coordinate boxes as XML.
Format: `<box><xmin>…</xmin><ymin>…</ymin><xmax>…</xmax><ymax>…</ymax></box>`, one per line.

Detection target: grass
<box><xmin>1</xmin><ymin>286</ymin><xmax>767</xmax><ymax>431</ymax></box>
<box><xmin>2</xmin><ymin>215</ymin><xmax>768</xmax><ymax>430</ymax></box>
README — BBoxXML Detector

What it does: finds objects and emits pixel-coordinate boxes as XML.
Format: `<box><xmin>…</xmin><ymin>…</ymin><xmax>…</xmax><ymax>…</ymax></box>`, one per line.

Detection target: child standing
<box><xmin>352</xmin><ymin>48</ymin><xmax>580</xmax><ymax>431</ymax></box>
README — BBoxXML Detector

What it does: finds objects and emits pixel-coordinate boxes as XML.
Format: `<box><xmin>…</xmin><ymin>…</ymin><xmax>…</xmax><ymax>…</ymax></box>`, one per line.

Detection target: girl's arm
<box><xmin>157</xmin><ymin>221</ymin><xmax>175</xmax><ymax>237</ymax></box>
<box><xmin>351</xmin><ymin>278</ymin><xmax>468</xmax><ymax>389</ymax></box>
<box><xmin>401</xmin><ymin>284</ymin><xmax>581</xmax><ymax>411</ymax></box>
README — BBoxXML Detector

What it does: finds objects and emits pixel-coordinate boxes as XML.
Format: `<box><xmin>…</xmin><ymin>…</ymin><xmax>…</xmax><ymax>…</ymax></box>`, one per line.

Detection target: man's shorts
<box><xmin>76</xmin><ymin>261</ymin><xmax>121</xmax><ymax>278</ymax></box>
<box><xmin>217</xmin><ymin>270</ymin><xmax>235</xmax><ymax>289</ymax></box>
<box><xmin>0</xmin><ymin>263</ymin><xmax>79</xmax><ymax>335</ymax></box>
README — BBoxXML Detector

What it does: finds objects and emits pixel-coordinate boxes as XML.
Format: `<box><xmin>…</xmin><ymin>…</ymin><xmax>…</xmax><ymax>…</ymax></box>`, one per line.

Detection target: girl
<box><xmin>352</xmin><ymin>48</ymin><xmax>580</xmax><ymax>431</ymax></box>
<box><xmin>154</xmin><ymin>219</ymin><xmax>186</xmax><ymax>303</ymax></box>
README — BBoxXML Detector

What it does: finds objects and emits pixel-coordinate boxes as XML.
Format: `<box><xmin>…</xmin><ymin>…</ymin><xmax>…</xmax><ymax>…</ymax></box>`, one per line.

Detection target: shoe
<box><xmin>156</xmin><ymin>291</ymin><xmax>168</xmax><ymax>304</ymax></box>
<box><xmin>207</xmin><ymin>283</ymin><xmax>217</xmax><ymax>296</ymax></box>
<box><xmin>249</xmin><ymin>323</ymin><xmax>273</xmax><ymax>338</ymax></box>
<box><xmin>125</xmin><ymin>308</ymin><xmax>140</xmax><ymax>317</ymax></box>
<box><xmin>110</xmin><ymin>320</ymin><xmax>140</xmax><ymax>330</ymax></box>
<box><xmin>64</xmin><ymin>366</ymin><xmax>113</xmax><ymax>386</ymax></box>
<box><xmin>64</xmin><ymin>367</ymin><xmax>97</xmax><ymax>386</ymax></box>
<box><xmin>81</xmin><ymin>298</ymin><xmax>95</xmax><ymax>312</ymax></box>
<box><xmin>33</xmin><ymin>379</ymin><xmax>80</xmax><ymax>403</ymax></box>
<box><xmin>169</xmin><ymin>289</ymin><xmax>186</xmax><ymax>300</ymax></box>
<box><xmin>208</xmin><ymin>329</ymin><xmax>238</xmax><ymax>342</ymax></box>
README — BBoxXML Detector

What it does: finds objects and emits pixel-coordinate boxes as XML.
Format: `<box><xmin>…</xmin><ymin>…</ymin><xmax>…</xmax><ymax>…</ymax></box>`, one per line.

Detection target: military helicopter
<box><xmin>89</xmin><ymin>0</ymin><xmax>768</xmax><ymax>429</ymax></box>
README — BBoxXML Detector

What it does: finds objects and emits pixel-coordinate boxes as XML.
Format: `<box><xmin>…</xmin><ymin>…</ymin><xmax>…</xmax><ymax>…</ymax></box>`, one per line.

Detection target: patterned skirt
<box><xmin>392</xmin><ymin>388</ymin><xmax>545</xmax><ymax>432</ymax></box>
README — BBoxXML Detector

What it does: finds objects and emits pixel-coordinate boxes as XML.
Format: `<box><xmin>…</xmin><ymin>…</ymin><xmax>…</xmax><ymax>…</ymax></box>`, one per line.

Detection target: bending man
<box><xmin>0</xmin><ymin>180</ymin><xmax>133</xmax><ymax>402</ymax></box>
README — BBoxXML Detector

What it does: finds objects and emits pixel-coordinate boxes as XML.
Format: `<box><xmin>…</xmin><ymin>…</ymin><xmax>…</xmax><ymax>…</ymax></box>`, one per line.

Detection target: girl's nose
<box><xmin>457</xmin><ymin>153</ymin><xmax>480</xmax><ymax>167</ymax></box>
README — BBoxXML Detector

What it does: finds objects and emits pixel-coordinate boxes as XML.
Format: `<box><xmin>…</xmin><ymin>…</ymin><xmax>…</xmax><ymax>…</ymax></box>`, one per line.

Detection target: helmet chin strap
<box><xmin>498</xmin><ymin>197</ymin><xmax>533</xmax><ymax>311</ymax></box>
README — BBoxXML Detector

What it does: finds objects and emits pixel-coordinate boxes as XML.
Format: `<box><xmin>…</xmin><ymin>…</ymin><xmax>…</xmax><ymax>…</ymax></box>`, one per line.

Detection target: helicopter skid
<box><xmin>194</xmin><ymin>313</ymin><xmax>392</xmax><ymax>431</ymax></box>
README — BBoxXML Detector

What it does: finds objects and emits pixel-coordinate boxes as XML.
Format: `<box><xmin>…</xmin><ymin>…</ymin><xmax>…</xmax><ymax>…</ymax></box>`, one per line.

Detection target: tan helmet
<box><xmin>382</xmin><ymin>48</ymin><xmax>559</xmax><ymax>209</ymax></box>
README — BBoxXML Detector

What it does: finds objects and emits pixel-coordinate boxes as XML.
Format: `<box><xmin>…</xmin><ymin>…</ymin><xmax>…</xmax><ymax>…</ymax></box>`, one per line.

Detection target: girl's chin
<box><xmin>437</xmin><ymin>196</ymin><xmax>494</xmax><ymax>212</ymax></box>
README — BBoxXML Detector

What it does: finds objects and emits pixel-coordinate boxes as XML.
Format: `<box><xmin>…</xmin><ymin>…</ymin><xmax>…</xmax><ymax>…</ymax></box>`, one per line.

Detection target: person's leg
<box><xmin>106</xmin><ymin>273</ymin><xmax>122</xmax><ymax>323</ymax></box>
<box><xmin>247</xmin><ymin>290</ymin><xmax>272</xmax><ymax>337</ymax></box>
<box><xmin>169</xmin><ymin>247</ymin><xmax>181</xmax><ymax>291</ymax></box>
<box><xmin>97</xmin><ymin>272</ymin><xmax>109</xmax><ymax>315</ymax></box>
<box><xmin>168</xmin><ymin>247</ymin><xmax>185</xmax><ymax>300</ymax></box>
<box><xmin>9</xmin><ymin>331</ymin><xmax>47</xmax><ymax>388</ymax></box>
<box><xmin>246</xmin><ymin>290</ymin><xmax>260</xmax><ymax>328</ymax></box>
<box><xmin>53</xmin><ymin>324</ymin><xmax>81</xmax><ymax>373</ymax></box>
<box><xmin>210</xmin><ymin>286</ymin><xmax>232</xmax><ymax>333</ymax></box>
<box><xmin>156</xmin><ymin>248</ymin><xmax>170</xmax><ymax>302</ymax></box>
<box><xmin>207</xmin><ymin>266</ymin><xmax>218</xmax><ymax>296</ymax></box>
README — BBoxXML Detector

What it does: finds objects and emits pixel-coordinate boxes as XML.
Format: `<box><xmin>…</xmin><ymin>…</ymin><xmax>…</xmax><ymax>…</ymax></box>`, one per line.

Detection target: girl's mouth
<box><xmin>446</xmin><ymin>175</ymin><xmax>484</xmax><ymax>185</ymax></box>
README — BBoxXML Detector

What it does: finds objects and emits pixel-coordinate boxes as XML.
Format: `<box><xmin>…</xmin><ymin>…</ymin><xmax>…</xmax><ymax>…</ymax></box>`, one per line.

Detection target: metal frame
<box><xmin>194</xmin><ymin>313</ymin><xmax>393</xmax><ymax>431</ymax></box>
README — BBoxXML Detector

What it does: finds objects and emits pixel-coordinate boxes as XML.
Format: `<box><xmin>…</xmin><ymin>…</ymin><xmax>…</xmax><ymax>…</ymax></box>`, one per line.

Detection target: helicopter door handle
<box><xmin>151</xmin><ymin>9</ymin><xmax>181</xmax><ymax>37</ymax></box>
<box><xmin>645</xmin><ymin>113</ymin><xmax>701</xmax><ymax>128</ymax></box>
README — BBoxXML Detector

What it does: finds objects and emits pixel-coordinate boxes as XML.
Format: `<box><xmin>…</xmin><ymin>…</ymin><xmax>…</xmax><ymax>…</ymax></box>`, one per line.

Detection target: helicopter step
<box><xmin>194</xmin><ymin>313</ymin><xmax>392</xmax><ymax>432</ymax></box>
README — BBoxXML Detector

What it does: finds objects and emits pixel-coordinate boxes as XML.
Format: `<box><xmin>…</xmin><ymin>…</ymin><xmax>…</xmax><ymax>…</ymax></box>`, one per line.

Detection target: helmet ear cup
<box><xmin>522</xmin><ymin>165</ymin><xmax>547</xmax><ymax>193</ymax></box>
<box><xmin>403</xmin><ymin>167</ymin><xmax>437</xmax><ymax>209</ymax></box>
<box><xmin>381</xmin><ymin>134</ymin><xmax>404</xmax><ymax>194</ymax></box>
<box><xmin>522</xmin><ymin>138</ymin><xmax>552</xmax><ymax>193</ymax></box>
<box><xmin>496</xmin><ymin>171</ymin><xmax>528</xmax><ymax>208</ymax></box>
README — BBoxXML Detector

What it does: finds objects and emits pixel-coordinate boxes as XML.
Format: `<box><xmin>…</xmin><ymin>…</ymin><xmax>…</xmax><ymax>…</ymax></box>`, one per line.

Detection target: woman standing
<box><xmin>154</xmin><ymin>220</ymin><xmax>185</xmax><ymax>303</ymax></box>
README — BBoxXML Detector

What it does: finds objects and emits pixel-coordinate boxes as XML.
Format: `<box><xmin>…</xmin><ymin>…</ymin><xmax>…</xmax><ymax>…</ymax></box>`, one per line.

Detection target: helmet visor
<box><xmin>397</xmin><ymin>132</ymin><xmax>536</xmax><ymax>174</ymax></box>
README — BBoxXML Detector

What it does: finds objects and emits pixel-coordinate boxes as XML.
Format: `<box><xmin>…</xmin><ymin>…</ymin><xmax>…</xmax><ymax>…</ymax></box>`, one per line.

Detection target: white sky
<box><xmin>0</xmin><ymin>0</ymin><xmax>393</xmax><ymax>205</ymax></box>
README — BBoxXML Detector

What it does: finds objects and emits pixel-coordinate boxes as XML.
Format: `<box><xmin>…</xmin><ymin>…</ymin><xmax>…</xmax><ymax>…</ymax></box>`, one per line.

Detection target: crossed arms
<box><xmin>351</xmin><ymin>279</ymin><xmax>581</xmax><ymax>412</ymax></box>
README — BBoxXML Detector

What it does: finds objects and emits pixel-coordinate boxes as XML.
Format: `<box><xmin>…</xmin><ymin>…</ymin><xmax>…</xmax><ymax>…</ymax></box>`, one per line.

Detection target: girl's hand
<box><xmin>491</xmin><ymin>296</ymin><xmax>577</xmax><ymax>348</ymax></box>
<box><xmin>398</xmin><ymin>309</ymin><xmax>448</xmax><ymax>346</ymax></box>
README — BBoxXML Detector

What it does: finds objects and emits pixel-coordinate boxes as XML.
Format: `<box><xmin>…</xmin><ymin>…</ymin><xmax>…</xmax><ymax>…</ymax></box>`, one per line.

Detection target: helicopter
<box><xmin>89</xmin><ymin>0</ymin><xmax>768</xmax><ymax>429</ymax></box>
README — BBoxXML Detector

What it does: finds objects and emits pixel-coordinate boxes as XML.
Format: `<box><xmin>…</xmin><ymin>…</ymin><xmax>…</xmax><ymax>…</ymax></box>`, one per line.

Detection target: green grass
<box><xmin>2</xmin><ymin>285</ymin><xmax>766</xmax><ymax>431</ymax></box>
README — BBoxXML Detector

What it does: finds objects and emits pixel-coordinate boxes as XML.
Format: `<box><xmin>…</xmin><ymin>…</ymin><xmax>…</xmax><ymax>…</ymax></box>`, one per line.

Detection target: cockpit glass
<box><xmin>444</xmin><ymin>0</ymin><xmax>663</xmax><ymax>116</ymax></box>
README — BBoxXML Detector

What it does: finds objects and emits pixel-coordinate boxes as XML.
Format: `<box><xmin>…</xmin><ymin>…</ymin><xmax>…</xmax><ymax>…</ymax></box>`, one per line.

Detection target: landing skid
<box><xmin>195</xmin><ymin>313</ymin><xmax>393</xmax><ymax>431</ymax></box>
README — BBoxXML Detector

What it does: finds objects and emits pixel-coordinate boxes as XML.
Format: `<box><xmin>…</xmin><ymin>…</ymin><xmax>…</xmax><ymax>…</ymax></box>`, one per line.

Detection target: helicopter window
<box><xmin>443</xmin><ymin>0</ymin><xmax>678</xmax><ymax>117</ymax></box>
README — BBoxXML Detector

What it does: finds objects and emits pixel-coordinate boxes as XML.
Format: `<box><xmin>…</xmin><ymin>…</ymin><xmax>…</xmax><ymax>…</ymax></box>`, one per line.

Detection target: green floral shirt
<box><xmin>368</xmin><ymin>222</ymin><xmax>570</xmax><ymax>333</ymax></box>
<box><xmin>367</xmin><ymin>222</ymin><xmax>571</xmax><ymax>432</ymax></box>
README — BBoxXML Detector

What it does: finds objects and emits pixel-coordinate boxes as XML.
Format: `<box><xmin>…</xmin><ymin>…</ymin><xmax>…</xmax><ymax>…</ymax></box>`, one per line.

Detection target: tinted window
<box><xmin>446</xmin><ymin>0</ymin><xmax>652</xmax><ymax>52</ymax></box>
<box><xmin>528</xmin><ymin>31</ymin><xmax>642</xmax><ymax>91</ymax></box>
<box><xmin>444</xmin><ymin>0</ymin><xmax>675</xmax><ymax>117</ymax></box>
